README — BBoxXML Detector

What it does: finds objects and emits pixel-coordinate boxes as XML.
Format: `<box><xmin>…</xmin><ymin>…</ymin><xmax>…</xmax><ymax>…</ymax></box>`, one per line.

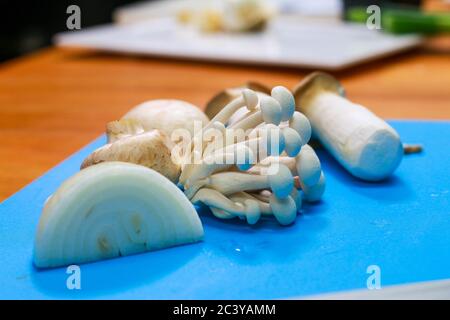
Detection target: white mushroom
<box><xmin>81</xmin><ymin>128</ymin><xmax>181</xmax><ymax>183</ymax></box>
<box><xmin>229</xmin><ymin>95</ymin><xmax>282</xmax><ymax>130</ymax></box>
<box><xmin>81</xmin><ymin>85</ymin><xmax>324</xmax><ymax>226</ymax></box>
<box><xmin>122</xmin><ymin>99</ymin><xmax>209</xmax><ymax>138</ymax></box>
<box><xmin>300</xmin><ymin>171</ymin><xmax>326</xmax><ymax>202</ymax></box>
<box><xmin>205</xmin><ymin>82</ymin><xmax>271</xmax><ymax>120</ymax></box>
<box><xmin>294</xmin><ymin>72</ymin><xmax>403</xmax><ymax>181</ymax></box>
<box><xmin>106</xmin><ymin>119</ymin><xmax>145</xmax><ymax>143</ymax></box>
<box><xmin>271</xmin><ymin>86</ymin><xmax>295</xmax><ymax>121</ymax></box>
<box><xmin>207</xmin><ymin>88</ymin><xmax>259</xmax><ymax>130</ymax></box>
<box><xmin>269</xmin><ymin>194</ymin><xmax>297</xmax><ymax>225</ymax></box>
<box><xmin>281</xmin><ymin>127</ymin><xmax>303</xmax><ymax>157</ymax></box>
<box><xmin>295</xmin><ymin>144</ymin><xmax>322</xmax><ymax>187</ymax></box>
<box><xmin>190</xmin><ymin>163</ymin><xmax>294</xmax><ymax>199</ymax></box>
<box><xmin>289</xmin><ymin>111</ymin><xmax>312</xmax><ymax>145</ymax></box>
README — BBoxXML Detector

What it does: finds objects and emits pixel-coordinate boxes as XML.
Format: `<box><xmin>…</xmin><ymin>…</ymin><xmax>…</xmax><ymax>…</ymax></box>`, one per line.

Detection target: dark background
<box><xmin>0</xmin><ymin>0</ymin><xmax>421</xmax><ymax>62</ymax></box>
<box><xmin>0</xmin><ymin>0</ymin><xmax>140</xmax><ymax>61</ymax></box>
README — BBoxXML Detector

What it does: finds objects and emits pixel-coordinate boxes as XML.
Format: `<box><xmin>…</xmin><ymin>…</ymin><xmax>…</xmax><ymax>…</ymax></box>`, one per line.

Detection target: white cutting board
<box><xmin>55</xmin><ymin>17</ymin><xmax>422</xmax><ymax>70</ymax></box>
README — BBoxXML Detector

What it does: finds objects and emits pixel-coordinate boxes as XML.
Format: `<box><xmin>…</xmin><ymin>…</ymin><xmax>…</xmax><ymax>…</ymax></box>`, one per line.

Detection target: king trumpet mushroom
<box><xmin>294</xmin><ymin>72</ymin><xmax>403</xmax><ymax>181</ymax></box>
<box><xmin>34</xmin><ymin>162</ymin><xmax>203</xmax><ymax>268</ymax></box>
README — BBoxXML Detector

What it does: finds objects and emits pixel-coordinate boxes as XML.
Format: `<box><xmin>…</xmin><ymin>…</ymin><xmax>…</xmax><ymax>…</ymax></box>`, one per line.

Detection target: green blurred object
<box><xmin>347</xmin><ymin>7</ymin><xmax>450</xmax><ymax>34</ymax></box>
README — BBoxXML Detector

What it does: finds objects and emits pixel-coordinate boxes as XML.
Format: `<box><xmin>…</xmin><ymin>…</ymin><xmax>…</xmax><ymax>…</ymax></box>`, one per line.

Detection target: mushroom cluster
<box><xmin>82</xmin><ymin>86</ymin><xmax>325</xmax><ymax>226</ymax></box>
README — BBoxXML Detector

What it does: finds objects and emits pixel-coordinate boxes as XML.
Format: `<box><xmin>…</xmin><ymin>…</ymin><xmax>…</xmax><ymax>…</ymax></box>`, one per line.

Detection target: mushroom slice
<box><xmin>106</xmin><ymin>119</ymin><xmax>145</xmax><ymax>143</ymax></box>
<box><xmin>34</xmin><ymin>162</ymin><xmax>203</xmax><ymax>268</ymax></box>
<box><xmin>81</xmin><ymin>129</ymin><xmax>180</xmax><ymax>183</ymax></box>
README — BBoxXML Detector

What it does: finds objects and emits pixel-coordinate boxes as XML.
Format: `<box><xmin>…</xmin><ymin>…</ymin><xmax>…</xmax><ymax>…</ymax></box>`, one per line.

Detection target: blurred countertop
<box><xmin>0</xmin><ymin>36</ymin><xmax>449</xmax><ymax>200</ymax></box>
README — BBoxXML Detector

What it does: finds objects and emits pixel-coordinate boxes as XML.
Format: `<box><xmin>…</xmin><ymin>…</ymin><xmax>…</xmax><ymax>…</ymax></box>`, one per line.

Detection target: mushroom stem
<box><xmin>180</xmin><ymin>144</ymin><xmax>254</xmax><ymax>186</ymax></box>
<box><xmin>229</xmin><ymin>192</ymin><xmax>273</xmax><ymax>216</ymax></box>
<box><xmin>191</xmin><ymin>188</ymin><xmax>245</xmax><ymax>216</ymax></box>
<box><xmin>205</xmin><ymin>89</ymin><xmax>258</xmax><ymax>130</ymax></box>
<box><xmin>229</xmin><ymin>96</ymin><xmax>282</xmax><ymax>130</ymax></box>
<box><xmin>294</xmin><ymin>72</ymin><xmax>403</xmax><ymax>181</ymax></box>
<box><xmin>180</xmin><ymin>89</ymin><xmax>258</xmax><ymax>168</ymax></box>
<box><xmin>248</xmin><ymin>156</ymin><xmax>296</xmax><ymax>175</ymax></box>
<box><xmin>201</xmin><ymin>163</ymin><xmax>294</xmax><ymax>198</ymax></box>
<box><xmin>248</xmin><ymin>144</ymin><xmax>321</xmax><ymax>188</ymax></box>
<box><xmin>295</xmin><ymin>144</ymin><xmax>322</xmax><ymax>187</ymax></box>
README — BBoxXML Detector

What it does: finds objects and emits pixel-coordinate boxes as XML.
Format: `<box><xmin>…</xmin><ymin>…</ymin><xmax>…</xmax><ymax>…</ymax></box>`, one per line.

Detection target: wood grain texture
<box><xmin>0</xmin><ymin>37</ymin><xmax>449</xmax><ymax>200</ymax></box>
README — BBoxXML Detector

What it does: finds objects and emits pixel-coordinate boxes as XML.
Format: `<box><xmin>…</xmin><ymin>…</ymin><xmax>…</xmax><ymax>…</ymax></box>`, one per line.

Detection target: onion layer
<box><xmin>34</xmin><ymin>162</ymin><xmax>203</xmax><ymax>268</ymax></box>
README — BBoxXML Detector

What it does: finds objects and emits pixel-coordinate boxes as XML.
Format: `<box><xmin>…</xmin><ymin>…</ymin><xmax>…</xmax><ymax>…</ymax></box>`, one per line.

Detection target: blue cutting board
<box><xmin>1</xmin><ymin>121</ymin><xmax>449</xmax><ymax>299</ymax></box>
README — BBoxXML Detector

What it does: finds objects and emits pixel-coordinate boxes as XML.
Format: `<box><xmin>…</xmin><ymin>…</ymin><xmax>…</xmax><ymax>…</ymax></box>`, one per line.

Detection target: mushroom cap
<box><xmin>301</xmin><ymin>171</ymin><xmax>326</xmax><ymax>202</ymax></box>
<box><xmin>271</xmin><ymin>86</ymin><xmax>295</xmax><ymax>121</ymax></box>
<box><xmin>123</xmin><ymin>99</ymin><xmax>209</xmax><ymax>138</ymax></box>
<box><xmin>260</xmin><ymin>124</ymin><xmax>285</xmax><ymax>156</ymax></box>
<box><xmin>295</xmin><ymin>144</ymin><xmax>322</xmax><ymax>187</ymax></box>
<box><xmin>270</xmin><ymin>195</ymin><xmax>297</xmax><ymax>225</ymax></box>
<box><xmin>282</xmin><ymin>127</ymin><xmax>303</xmax><ymax>157</ymax></box>
<box><xmin>293</xmin><ymin>72</ymin><xmax>345</xmax><ymax>114</ymax></box>
<box><xmin>289</xmin><ymin>111</ymin><xmax>312</xmax><ymax>144</ymax></box>
<box><xmin>244</xmin><ymin>199</ymin><xmax>261</xmax><ymax>225</ymax></box>
<box><xmin>212</xmin><ymin>121</ymin><xmax>226</xmax><ymax>132</ymax></box>
<box><xmin>242</xmin><ymin>89</ymin><xmax>259</xmax><ymax>111</ymax></box>
<box><xmin>259</xmin><ymin>96</ymin><xmax>282</xmax><ymax>125</ymax></box>
<box><xmin>205</xmin><ymin>82</ymin><xmax>270</xmax><ymax>119</ymax></box>
<box><xmin>267</xmin><ymin>163</ymin><xmax>294</xmax><ymax>199</ymax></box>
<box><xmin>234</xmin><ymin>145</ymin><xmax>255</xmax><ymax>171</ymax></box>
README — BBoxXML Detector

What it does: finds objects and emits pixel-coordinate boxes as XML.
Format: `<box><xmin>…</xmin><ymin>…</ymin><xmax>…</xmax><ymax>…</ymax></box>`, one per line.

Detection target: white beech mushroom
<box><xmin>179</xmin><ymin>86</ymin><xmax>324</xmax><ymax>225</ymax></box>
<box><xmin>205</xmin><ymin>82</ymin><xmax>271</xmax><ymax>119</ymax></box>
<box><xmin>299</xmin><ymin>171</ymin><xmax>326</xmax><ymax>203</ymax></box>
<box><xmin>294</xmin><ymin>72</ymin><xmax>403</xmax><ymax>181</ymax></box>
<box><xmin>34</xmin><ymin>162</ymin><xmax>203</xmax><ymax>268</ymax></box>
<box><xmin>81</xmin><ymin>86</ymin><xmax>325</xmax><ymax>225</ymax></box>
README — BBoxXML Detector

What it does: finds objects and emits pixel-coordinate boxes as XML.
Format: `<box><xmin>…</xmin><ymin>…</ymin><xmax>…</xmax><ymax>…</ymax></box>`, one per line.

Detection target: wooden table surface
<box><xmin>0</xmin><ymin>37</ymin><xmax>449</xmax><ymax>201</ymax></box>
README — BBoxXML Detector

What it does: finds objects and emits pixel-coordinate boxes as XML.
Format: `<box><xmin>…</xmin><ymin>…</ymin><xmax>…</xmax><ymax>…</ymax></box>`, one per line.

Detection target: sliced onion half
<box><xmin>34</xmin><ymin>162</ymin><xmax>203</xmax><ymax>268</ymax></box>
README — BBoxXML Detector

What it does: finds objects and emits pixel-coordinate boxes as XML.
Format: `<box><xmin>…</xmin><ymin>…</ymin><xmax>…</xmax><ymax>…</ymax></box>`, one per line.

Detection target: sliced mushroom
<box><xmin>81</xmin><ymin>129</ymin><xmax>181</xmax><ymax>183</ymax></box>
